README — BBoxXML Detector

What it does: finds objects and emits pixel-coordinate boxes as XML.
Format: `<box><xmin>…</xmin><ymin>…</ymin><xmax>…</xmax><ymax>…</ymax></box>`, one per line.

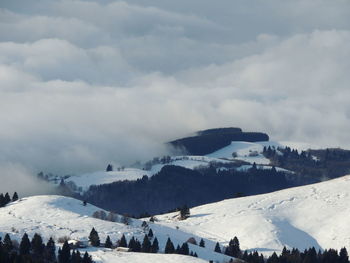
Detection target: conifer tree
<box><xmin>105</xmin><ymin>236</ymin><xmax>113</xmax><ymax>248</ymax></box>
<box><xmin>4</xmin><ymin>193</ymin><xmax>11</xmax><ymax>205</ymax></box>
<box><xmin>199</xmin><ymin>238</ymin><xmax>205</xmax><ymax>247</ymax></box>
<box><xmin>164</xmin><ymin>238</ymin><xmax>175</xmax><ymax>254</ymax></box>
<box><xmin>151</xmin><ymin>237</ymin><xmax>159</xmax><ymax>253</ymax></box>
<box><xmin>45</xmin><ymin>237</ymin><xmax>56</xmax><ymax>262</ymax></box>
<box><xmin>89</xmin><ymin>227</ymin><xmax>100</xmax><ymax>247</ymax></box>
<box><xmin>119</xmin><ymin>234</ymin><xmax>127</xmax><ymax>247</ymax></box>
<box><xmin>175</xmin><ymin>245</ymin><xmax>181</xmax><ymax>254</ymax></box>
<box><xmin>340</xmin><ymin>247</ymin><xmax>349</xmax><ymax>263</ymax></box>
<box><xmin>3</xmin><ymin>234</ymin><xmax>13</xmax><ymax>252</ymax></box>
<box><xmin>58</xmin><ymin>241</ymin><xmax>71</xmax><ymax>263</ymax></box>
<box><xmin>148</xmin><ymin>229</ymin><xmax>154</xmax><ymax>238</ymax></box>
<box><xmin>0</xmin><ymin>194</ymin><xmax>5</xmax><ymax>207</ymax></box>
<box><xmin>82</xmin><ymin>251</ymin><xmax>92</xmax><ymax>263</ymax></box>
<box><xmin>31</xmin><ymin>233</ymin><xmax>45</xmax><ymax>257</ymax></box>
<box><xmin>12</xmin><ymin>192</ymin><xmax>19</xmax><ymax>202</ymax></box>
<box><xmin>214</xmin><ymin>242</ymin><xmax>221</xmax><ymax>253</ymax></box>
<box><xmin>180</xmin><ymin>242</ymin><xmax>189</xmax><ymax>255</ymax></box>
<box><xmin>19</xmin><ymin>233</ymin><xmax>31</xmax><ymax>255</ymax></box>
<box><xmin>128</xmin><ymin>237</ymin><xmax>136</xmax><ymax>251</ymax></box>
<box><xmin>71</xmin><ymin>250</ymin><xmax>82</xmax><ymax>263</ymax></box>
<box><xmin>141</xmin><ymin>235</ymin><xmax>151</xmax><ymax>253</ymax></box>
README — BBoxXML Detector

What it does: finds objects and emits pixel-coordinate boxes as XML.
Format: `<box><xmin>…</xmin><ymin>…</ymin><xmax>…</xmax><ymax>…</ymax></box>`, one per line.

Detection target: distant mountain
<box><xmin>169</xmin><ymin>127</ymin><xmax>269</xmax><ymax>155</ymax></box>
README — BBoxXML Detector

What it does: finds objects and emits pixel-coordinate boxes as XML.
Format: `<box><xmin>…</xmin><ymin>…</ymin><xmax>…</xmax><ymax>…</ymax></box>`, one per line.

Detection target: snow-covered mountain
<box><xmin>154</xmin><ymin>175</ymin><xmax>350</xmax><ymax>255</ymax></box>
<box><xmin>0</xmin><ymin>195</ymin><xmax>233</xmax><ymax>263</ymax></box>
<box><xmin>50</xmin><ymin>140</ymin><xmax>302</xmax><ymax>192</ymax></box>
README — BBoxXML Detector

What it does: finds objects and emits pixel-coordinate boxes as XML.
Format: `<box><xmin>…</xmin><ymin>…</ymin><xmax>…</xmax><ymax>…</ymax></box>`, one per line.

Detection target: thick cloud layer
<box><xmin>0</xmin><ymin>0</ymin><xmax>350</xmax><ymax>178</ymax></box>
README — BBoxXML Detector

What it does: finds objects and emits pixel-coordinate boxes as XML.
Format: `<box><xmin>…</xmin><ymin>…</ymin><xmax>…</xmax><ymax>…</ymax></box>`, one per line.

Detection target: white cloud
<box><xmin>0</xmin><ymin>0</ymin><xmax>349</xmax><ymax>177</ymax></box>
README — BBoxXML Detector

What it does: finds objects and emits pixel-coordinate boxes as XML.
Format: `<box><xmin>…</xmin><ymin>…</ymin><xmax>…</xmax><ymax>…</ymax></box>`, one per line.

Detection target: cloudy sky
<box><xmin>0</xmin><ymin>0</ymin><xmax>350</xmax><ymax>176</ymax></box>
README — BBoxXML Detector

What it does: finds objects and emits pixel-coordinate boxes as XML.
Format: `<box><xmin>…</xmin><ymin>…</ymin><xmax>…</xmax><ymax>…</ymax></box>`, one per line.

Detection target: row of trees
<box><xmin>0</xmin><ymin>192</ymin><xmax>18</xmax><ymax>207</ymax></box>
<box><xmin>264</xmin><ymin>246</ymin><xmax>349</xmax><ymax>263</ymax></box>
<box><xmin>89</xmin><ymin>228</ymin><xmax>159</xmax><ymax>253</ymax></box>
<box><xmin>0</xmin><ymin>232</ymin><xmax>93</xmax><ymax>263</ymax></box>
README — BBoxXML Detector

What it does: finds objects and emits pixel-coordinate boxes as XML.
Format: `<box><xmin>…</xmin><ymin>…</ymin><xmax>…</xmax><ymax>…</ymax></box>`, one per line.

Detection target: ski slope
<box><xmin>155</xmin><ymin>175</ymin><xmax>350</xmax><ymax>255</ymax></box>
<box><xmin>0</xmin><ymin>195</ymin><xmax>234</xmax><ymax>263</ymax></box>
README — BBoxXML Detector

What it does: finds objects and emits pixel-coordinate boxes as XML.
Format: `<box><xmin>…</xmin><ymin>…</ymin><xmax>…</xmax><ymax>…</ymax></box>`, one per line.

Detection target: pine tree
<box><xmin>128</xmin><ymin>237</ymin><xmax>136</xmax><ymax>251</ymax></box>
<box><xmin>339</xmin><ymin>247</ymin><xmax>349</xmax><ymax>263</ymax></box>
<box><xmin>105</xmin><ymin>236</ymin><xmax>113</xmax><ymax>248</ymax></box>
<box><xmin>151</xmin><ymin>237</ymin><xmax>159</xmax><ymax>253</ymax></box>
<box><xmin>89</xmin><ymin>227</ymin><xmax>100</xmax><ymax>247</ymax></box>
<box><xmin>180</xmin><ymin>205</ymin><xmax>190</xmax><ymax>220</ymax></box>
<box><xmin>119</xmin><ymin>234</ymin><xmax>127</xmax><ymax>247</ymax></box>
<box><xmin>214</xmin><ymin>242</ymin><xmax>221</xmax><ymax>253</ymax></box>
<box><xmin>225</xmin><ymin>236</ymin><xmax>241</xmax><ymax>258</ymax></box>
<box><xmin>199</xmin><ymin>238</ymin><xmax>205</xmax><ymax>247</ymax></box>
<box><xmin>12</xmin><ymin>192</ymin><xmax>19</xmax><ymax>202</ymax></box>
<box><xmin>106</xmin><ymin>164</ymin><xmax>113</xmax><ymax>172</ymax></box>
<box><xmin>148</xmin><ymin>229</ymin><xmax>154</xmax><ymax>238</ymax></box>
<box><xmin>4</xmin><ymin>193</ymin><xmax>11</xmax><ymax>205</ymax></box>
<box><xmin>3</xmin><ymin>234</ymin><xmax>13</xmax><ymax>252</ymax></box>
<box><xmin>71</xmin><ymin>250</ymin><xmax>82</xmax><ymax>263</ymax></box>
<box><xmin>180</xmin><ymin>242</ymin><xmax>189</xmax><ymax>255</ymax></box>
<box><xmin>19</xmin><ymin>233</ymin><xmax>31</xmax><ymax>255</ymax></box>
<box><xmin>45</xmin><ymin>237</ymin><xmax>56</xmax><ymax>263</ymax></box>
<box><xmin>58</xmin><ymin>241</ymin><xmax>71</xmax><ymax>263</ymax></box>
<box><xmin>31</xmin><ymin>233</ymin><xmax>45</xmax><ymax>256</ymax></box>
<box><xmin>141</xmin><ymin>235</ymin><xmax>151</xmax><ymax>253</ymax></box>
<box><xmin>0</xmin><ymin>194</ymin><xmax>5</xmax><ymax>207</ymax></box>
<box><xmin>82</xmin><ymin>252</ymin><xmax>92</xmax><ymax>263</ymax></box>
<box><xmin>164</xmin><ymin>238</ymin><xmax>175</xmax><ymax>254</ymax></box>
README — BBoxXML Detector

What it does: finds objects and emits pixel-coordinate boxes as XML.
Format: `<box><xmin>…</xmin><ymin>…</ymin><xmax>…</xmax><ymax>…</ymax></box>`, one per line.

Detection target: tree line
<box><xmin>0</xmin><ymin>192</ymin><xmax>18</xmax><ymax>208</ymax></box>
<box><xmin>0</xmin><ymin>232</ymin><xmax>93</xmax><ymax>263</ymax></box>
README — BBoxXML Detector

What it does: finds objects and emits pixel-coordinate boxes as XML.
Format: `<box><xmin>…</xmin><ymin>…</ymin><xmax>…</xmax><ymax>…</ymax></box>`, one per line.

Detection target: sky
<box><xmin>0</xmin><ymin>0</ymin><xmax>350</xmax><ymax>179</ymax></box>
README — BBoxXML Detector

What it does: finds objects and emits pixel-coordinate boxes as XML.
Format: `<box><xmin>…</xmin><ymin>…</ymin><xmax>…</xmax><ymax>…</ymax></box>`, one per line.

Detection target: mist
<box><xmin>0</xmin><ymin>0</ymin><xmax>349</xmax><ymax>177</ymax></box>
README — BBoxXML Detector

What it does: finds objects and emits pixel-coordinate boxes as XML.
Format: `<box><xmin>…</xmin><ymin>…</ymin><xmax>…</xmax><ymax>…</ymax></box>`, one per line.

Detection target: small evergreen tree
<box><xmin>180</xmin><ymin>242</ymin><xmax>189</xmax><ymax>255</ymax></box>
<box><xmin>12</xmin><ymin>192</ymin><xmax>19</xmax><ymax>202</ymax></box>
<box><xmin>58</xmin><ymin>241</ymin><xmax>71</xmax><ymax>263</ymax></box>
<box><xmin>118</xmin><ymin>234</ymin><xmax>127</xmax><ymax>247</ymax></box>
<box><xmin>3</xmin><ymin>234</ymin><xmax>13</xmax><ymax>252</ymax></box>
<box><xmin>106</xmin><ymin>164</ymin><xmax>113</xmax><ymax>172</ymax></box>
<box><xmin>164</xmin><ymin>238</ymin><xmax>175</xmax><ymax>254</ymax></box>
<box><xmin>180</xmin><ymin>205</ymin><xmax>190</xmax><ymax>220</ymax></box>
<box><xmin>148</xmin><ymin>229</ymin><xmax>154</xmax><ymax>238</ymax></box>
<box><xmin>199</xmin><ymin>238</ymin><xmax>205</xmax><ymax>247</ymax></box>
<box><xmin>105</xmin><ymin>236</ymin><xmax>113</xmax><ymax>248</ymax></box>
<box><xmin>19</xmin><ymin>233</ymin><xmax>31</xmax><ymax>255</ymax></box>
<box><xmin>141</xmin><ymin>235</ymin><xmax>151</xmax><ymax>253</ymax></box>
<box><xmin>4</xmin><ymin>193</ymin><xmax>11</xmax><ymax>205</ymax></box>
<box><xmin>82</xmin><ymin>251</ymin><xmax>92</xmax><ymax>263</ymax></box>
<box><xmin>89</xmin><ymin>227</ymin><xmax>100</xmax><ymax>247</ymax></box>
<box><xmin>214</xmin><ymin>242</ymin><xmax>221</xmax><ymax>253</ymax></box>
<box><xmin>45</xmin><ymin>237</ymin><xmax>56</xmax><ymax>262</ymax></box>
<box><xmin>151</xmin><ymin>237</ymin><xmax>159</xmax><ymax>253</ymax></box>
<box><xmin>31</xmin><ymin>233</ymin><xmax>45</xmax><ymax>257</ymax></box>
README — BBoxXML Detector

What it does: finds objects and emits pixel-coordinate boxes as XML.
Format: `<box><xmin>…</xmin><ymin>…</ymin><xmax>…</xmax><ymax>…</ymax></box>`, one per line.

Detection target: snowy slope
<box><xmin>206</xmin><ymin>141</ymin><xmax>282</xmax><ymax>164</ymax></box>
<box><xmin>88</xmin><ymin>251</ymin><xmax>207</xmax><ymax>263</ymax></box>
<box><xmin>154</xmin><ymin>175</ymin><xmax>350</xmax><ymax>255</ymax></box>
<box><xmin>0</xmin><ymin>195</ymin><xmax>234</xmax><ymax>263</ymax></box>
<box><xmin>51</xmin><ymin>140</ymin><xmax>316</xmax><ymax>192</ymax></box>
<box><xmin>57</xmin><ymin>156</ymin><xmax>233</xmax><ymax>192</ymax></box>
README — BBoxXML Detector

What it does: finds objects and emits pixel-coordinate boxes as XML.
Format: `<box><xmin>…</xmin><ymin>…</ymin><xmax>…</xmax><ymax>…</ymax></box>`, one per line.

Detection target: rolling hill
<box><xmin>154</xmin><ymin>175</ymin><xmax>350</xmax><ymax>255</ymax></box>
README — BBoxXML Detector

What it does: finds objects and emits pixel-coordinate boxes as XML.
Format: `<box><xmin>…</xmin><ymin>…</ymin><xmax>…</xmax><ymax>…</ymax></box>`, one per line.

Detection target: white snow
<box><xmin>154</xmin><ymin>175</ymin><xmax>350</xmax><ymax>255</ymax></box>
<box><xmin>0</xmin><ymin>195</ymin><xmax>234</xmax><ymax>263</ymax></box>
<box><xmin>206</xmin><ymin>141</ymin><xmax>282</xmax><ymax>164</ymax></box>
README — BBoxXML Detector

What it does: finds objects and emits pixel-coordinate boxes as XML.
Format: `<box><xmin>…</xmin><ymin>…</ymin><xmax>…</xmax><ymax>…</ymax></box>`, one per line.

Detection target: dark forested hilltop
<box><xmin>169</xmin><ymin>127</ymin><xmax>269</xmax><ymax>155</ymax></box>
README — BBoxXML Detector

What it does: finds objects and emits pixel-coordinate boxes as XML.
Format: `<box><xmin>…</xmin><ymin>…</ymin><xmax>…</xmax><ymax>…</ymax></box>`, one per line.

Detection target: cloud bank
<box><xmin>0</xmin><ymin>0</ymin><xmax>350</xmax><ymax>177</ymax></box>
